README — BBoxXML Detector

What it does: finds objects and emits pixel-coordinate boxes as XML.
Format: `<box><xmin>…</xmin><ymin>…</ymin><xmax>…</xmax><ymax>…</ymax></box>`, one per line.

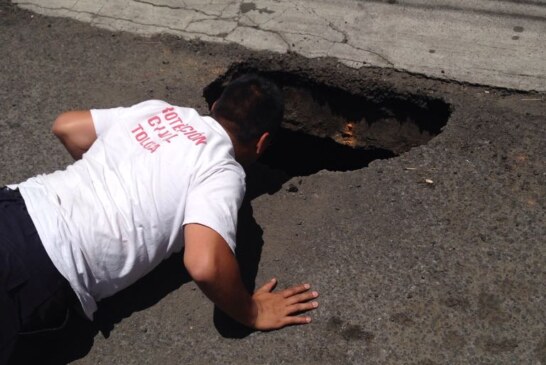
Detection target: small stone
<box><xmin>287</xmin><ymin>183</ymin><xmax>298</xmax><ymax>193</ymax></box>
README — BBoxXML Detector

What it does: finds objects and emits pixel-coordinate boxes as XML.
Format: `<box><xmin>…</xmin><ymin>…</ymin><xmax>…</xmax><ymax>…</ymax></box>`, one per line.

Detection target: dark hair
<box><xmin>212</xmin><ymin>74</ymin><xmax>284</xmax><ymax>144</ymax></box>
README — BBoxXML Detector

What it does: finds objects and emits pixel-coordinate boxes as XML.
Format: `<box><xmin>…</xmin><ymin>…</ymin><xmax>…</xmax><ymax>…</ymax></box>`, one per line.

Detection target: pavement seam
<box><xmin>132</xmin><ymin>0</ymin><xmax>222</xmax><ymax>18</ymax></box>
<box><xmin>12</xmin><ymin>0</ymin><xmax>546</xmax><ymax>91</ymax></box>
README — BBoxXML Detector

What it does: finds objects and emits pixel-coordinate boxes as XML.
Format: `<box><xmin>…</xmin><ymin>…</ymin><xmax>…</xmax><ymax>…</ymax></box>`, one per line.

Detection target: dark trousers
<box><xmin>0</xmin><ymin>187</ymin><xmax>76</xmax><ymax>364</ymax></box>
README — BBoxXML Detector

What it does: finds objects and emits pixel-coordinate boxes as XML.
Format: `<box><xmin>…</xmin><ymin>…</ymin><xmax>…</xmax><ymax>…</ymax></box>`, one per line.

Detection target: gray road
<box><xmin>1</xmin><ymin>1</ymin><xmax>545</xmax><ymax>364</ymax></box>
<box><xmin>12</xmin><ymin>0</ymin><xmax>546</xmax><ymax>91</ymax></box>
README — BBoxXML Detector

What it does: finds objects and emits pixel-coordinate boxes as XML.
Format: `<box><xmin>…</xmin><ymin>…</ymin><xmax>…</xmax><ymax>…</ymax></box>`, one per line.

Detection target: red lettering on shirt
<box><xmin>162</xmin><ymin>133</ymin><xmax>178</xmax><ymax>143</ymax></box>
<box><xmin>147</xmin><ymin>115</ymin><xmax>161</xmax><ymax>127</ymax></box>
<box><xmin>131</xmin><ymin>105</ymin><xmax>208</xmax><ymax>153</ymax></box>
<box><xmin>164</xmin><ymin>112</ymin><xmax>178</xmax><ymax>121</ymax></box>
<box><xmin>169</xmin><ymin>117</ymin><xmax>182</xmax><ymax>126</ymax></box>
<box><xmin>131</xmin><ymin>123</ymin><xmax>160</xmax><ymax>153</ymax></box>
<box><xmin>193</xmin><ymin>136</ymin><xmax>207</xmax><ymax>146</ymax></box>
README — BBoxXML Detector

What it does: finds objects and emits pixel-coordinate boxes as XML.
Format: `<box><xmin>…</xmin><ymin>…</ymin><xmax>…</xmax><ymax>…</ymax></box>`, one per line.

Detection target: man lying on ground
<box><xmin>0</xmin><ymin>74</ymin><xmax>319</xmax><ymax>363</ymax></box>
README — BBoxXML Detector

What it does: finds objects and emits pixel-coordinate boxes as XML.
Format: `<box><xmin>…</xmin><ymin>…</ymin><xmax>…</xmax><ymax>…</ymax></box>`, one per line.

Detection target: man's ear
<box><xmin>255</xmin><ymin>132</ymin><xmax>270</xmax><ymax>156</ymax></box>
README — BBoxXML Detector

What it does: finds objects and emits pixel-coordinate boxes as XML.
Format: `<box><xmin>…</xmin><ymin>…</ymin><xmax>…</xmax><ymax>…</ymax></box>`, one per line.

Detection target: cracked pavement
<box><xmin>12</xmin><ymin>0</ymin><xmax>546</xmax><ymax>91</ymax></box>
<box><xmin>1</xmin><ymin>0</ymin><xmax>545</xmax><ymax>364</ymax></box>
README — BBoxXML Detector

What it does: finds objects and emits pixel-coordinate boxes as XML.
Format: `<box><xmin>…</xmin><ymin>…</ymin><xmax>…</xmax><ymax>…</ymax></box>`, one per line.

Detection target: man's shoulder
<box><xmin>129</xmin><ymin>99</ymin><xmax>172</xmax><ymax>109</ymax></box>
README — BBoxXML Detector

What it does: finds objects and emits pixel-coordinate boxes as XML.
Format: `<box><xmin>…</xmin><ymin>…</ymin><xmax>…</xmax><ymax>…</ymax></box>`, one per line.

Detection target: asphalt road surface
<box><xmin>12</xmin><ymin>0</ymin><xmax>546</xmax><ymax>91</ymax></box>
<box><xmin>1</xmin><ymin>1</ymin><xmax>545</xmax><ymax>364</ymax></box>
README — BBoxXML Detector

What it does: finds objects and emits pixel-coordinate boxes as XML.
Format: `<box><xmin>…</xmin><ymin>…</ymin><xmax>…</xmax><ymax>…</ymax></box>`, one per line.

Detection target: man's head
<box><xmin>212</xmin><ymin>74</ymin><xmax>284</xmax><ymax>165</ymax></box>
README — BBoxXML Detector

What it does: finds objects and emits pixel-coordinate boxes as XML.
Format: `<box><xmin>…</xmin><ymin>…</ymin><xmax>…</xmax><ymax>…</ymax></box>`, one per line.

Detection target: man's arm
<box><xmin>184</xmin><ymin>223</ymin><xmax>319</xmax><ymax>330</ymax></box>
<box><xmin>51</xmin><ymin>111</ymin><xmax>96</xmax><ymax>160</ymax></box>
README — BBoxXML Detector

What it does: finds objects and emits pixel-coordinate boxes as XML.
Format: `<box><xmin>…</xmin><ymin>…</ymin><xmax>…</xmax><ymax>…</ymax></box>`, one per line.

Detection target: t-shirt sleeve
<box><xmin>90</xmin><ymin>107</ymin><xmax>126</xmax><ymax>137</ymax></box>
<box><xmin>183</xmin><ymin>167</ymin><xmax>246</xmax><ymax>253</ymax></box>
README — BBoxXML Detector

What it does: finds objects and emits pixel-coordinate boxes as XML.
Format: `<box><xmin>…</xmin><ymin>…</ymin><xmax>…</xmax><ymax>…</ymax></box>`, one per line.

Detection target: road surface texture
<box><xmin>11</xmin><ymin>0</ymin><xmax>546</xmax><ymax>91</ymax></box>
<box><xmin>1</xmin><ymin>0</ymin><xmax>545</xmax><ymax>364</ymax></box>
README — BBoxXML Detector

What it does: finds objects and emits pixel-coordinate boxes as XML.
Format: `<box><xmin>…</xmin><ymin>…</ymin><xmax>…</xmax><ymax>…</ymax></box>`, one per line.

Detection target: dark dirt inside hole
<box><xmin>243</xmin><ymin>129</ymin><xmax>396</xmax><ymax>200</ymax></box>
<box><xmin>203</xmin><ymin>64</ymin><xmax>452</xmax><ymax>190</ymax></box>
<box><xmin>260</xmin><ymin>128</ymin><xmax>396</xmax><ymax>176</ymax></box>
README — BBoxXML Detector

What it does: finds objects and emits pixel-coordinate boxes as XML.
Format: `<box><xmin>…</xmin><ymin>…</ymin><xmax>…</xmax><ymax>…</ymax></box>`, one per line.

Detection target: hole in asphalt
<box><xmin>203</xmin><ymin>64</ymin><xmax>451</xmax><ymax>193</ymax></box>
<box><xmin>202</xmin><ymin>64</ymin><xmax>452</xmax><ymax>337</ymax></box>
<box><xmin>259</xmin><ymin>128</ymin><xmax>396</xmax><ymax>176</ymax></box>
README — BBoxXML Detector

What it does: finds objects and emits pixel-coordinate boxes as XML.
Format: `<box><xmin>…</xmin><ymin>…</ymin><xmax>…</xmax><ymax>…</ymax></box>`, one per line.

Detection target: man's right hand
<box><xmin>184</xmin><ymin>223</ymin><xmax>319</xmax><ymax>331</ymax></box>
<box><xmin>251</xmin><ymin>278</ymin><xmax>319</xmax><ymax>331</ymax></box>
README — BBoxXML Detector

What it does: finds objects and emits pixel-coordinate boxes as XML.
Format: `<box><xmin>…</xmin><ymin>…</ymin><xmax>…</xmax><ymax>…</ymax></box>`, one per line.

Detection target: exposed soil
<box><xmin>204</xmin><ymin>64</ymin><xmax>452</xmax><ymax>155</ymax></box>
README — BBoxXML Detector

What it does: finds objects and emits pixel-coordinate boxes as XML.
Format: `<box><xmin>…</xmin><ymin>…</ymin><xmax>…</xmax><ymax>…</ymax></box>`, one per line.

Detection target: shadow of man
<box><xmin>10</xmin><ymin>122</ymin><xmax>391</xmax><ymax>363</ymax></box>
<box><xmin>9</xmin><ymin>164</ymin><xmax>280</xmax><ymax>364</ymax></box>
<box><xmin>9</xmin><ymin>248</ymin><xmax>192</xmax><ymax>364</ymax></box>
<box><xmin>7</xmin><ymin>60</ymin><xmax>451</xmax><ymax>363</ymax></box>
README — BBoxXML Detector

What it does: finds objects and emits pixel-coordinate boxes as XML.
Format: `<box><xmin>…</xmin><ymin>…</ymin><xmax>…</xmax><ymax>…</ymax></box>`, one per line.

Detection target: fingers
<box><xmin>281</xmin><ymin>283</ymin><xmax>312</xmax><ymax>298</ymax></box>
<box><xmin>282</xmin><ymin>315</ymin><xmax>312</xmax><ymax>327</ymax></box>
<box><xmin>255</xmin><ymin>277</ymin><xmax>277</xmax><ymax>294</ymax></box>
<box><xmin>283</xmin><ymin>285</ymin><xmax>319</xmax><ymax>316</ymax></box>
<box><xmin>286</xmin><ymin>290</ymin><xmax>319</xmax><ymax>305</ymax></box>
<box><xmin>286</xmin><ymin>300</ymin><xmax>319</xmax><ymax>315</ymax></box>
<box><xmin>251</xmin><ymin>280</ymin><xmax>319</xmax><ymax>330</ymax></box>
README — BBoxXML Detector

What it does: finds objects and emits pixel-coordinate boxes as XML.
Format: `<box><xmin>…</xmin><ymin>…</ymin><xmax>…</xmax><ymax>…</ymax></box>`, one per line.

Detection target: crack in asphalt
<box><xmin>282</xmin><ymin>30</ymin><xmax>338</xmax><ymax>45</ymax></box>
<box><xmin>131</xmin><ymin>0</ymin><xmax>225</xmax><ymax>18</ymax></box>
<box><xmin>345</xmin><ymin>43</ymin><xmax>395</xmax><ymax>66</ymax></box>
<box><xmin>292</xmin><ymin>3</ymin><xmax>395</xmax><ymax>66</ymax></box>
<box><xmin>18</xmin><ymin>1</ymin><xmax>390</xmax><ymax>65</ymax></box>
<box><xmin>219</xmin><ymin>2</ymin><xmax>237</xmax><ymax>18</ymax></box>
<box><xmin>228</xmin><ymin>25</ymin><xmax>291</xmax><ymax>51</ymax></box>
<box><xmin>302</xmin><ymin>4</ymin><xmax>348</xmax><ymax>44</ymax></box>
<box><xmin>257</xmin><ymin>7</ymin><xmax>289</xmax><ymax>29</ymax></box>
<box><xmin>17</xmin><ymin>2</ymin><xmax>195</xmax><ymax>34</ymax></box>
<box><xmin>185</xmin><ymin>17</ymin><xmax>238</xmax><ymax>37</ymax></box>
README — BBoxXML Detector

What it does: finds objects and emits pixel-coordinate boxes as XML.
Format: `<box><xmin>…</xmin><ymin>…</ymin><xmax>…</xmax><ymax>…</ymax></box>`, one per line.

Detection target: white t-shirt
<box><xmin>16</xmin><ymin>100</ymin><xmax>246</xmax><ymax>319</ymax></box>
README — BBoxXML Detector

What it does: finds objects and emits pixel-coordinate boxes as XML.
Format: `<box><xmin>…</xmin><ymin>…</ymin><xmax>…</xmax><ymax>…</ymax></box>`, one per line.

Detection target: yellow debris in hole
<box><xmin>336</xmin><ymin>122</ymin><xmax>357</xmax><ymax>148</ymax></box>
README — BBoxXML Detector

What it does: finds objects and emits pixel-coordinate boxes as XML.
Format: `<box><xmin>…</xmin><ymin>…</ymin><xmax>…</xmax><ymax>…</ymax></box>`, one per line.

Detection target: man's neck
<box><xmin>214</xmin><ymin>116</ymin><xmax>254</xmax><ymax>167</ymax></box>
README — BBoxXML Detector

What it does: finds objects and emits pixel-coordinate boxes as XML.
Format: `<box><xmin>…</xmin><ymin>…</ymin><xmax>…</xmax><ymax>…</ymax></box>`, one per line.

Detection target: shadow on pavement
<box><xmin>9</xmin><ymin>250</ymin><xmax>191</xmax><ymax>364</ymax></box>
<box><xmin>9</xmin><ymin>193</ymin><xmax>267</xmax><ymax>364</ymax></box>
<box><xmin>9</xmin><ymin>117</ymin><xmax>394</xmax><ymax>362</ymax></box>
<box><xmin>213</xmin><ymin>198</ymin><xmax>264</xmax><ymax>338</ymax></box>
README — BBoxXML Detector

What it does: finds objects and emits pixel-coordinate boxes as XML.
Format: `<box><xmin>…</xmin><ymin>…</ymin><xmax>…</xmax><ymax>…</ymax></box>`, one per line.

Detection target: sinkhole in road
<box><xmin>203</xmin><ymin>65</ymin><xmax>451</xmax><ymax>180</ymax></box>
